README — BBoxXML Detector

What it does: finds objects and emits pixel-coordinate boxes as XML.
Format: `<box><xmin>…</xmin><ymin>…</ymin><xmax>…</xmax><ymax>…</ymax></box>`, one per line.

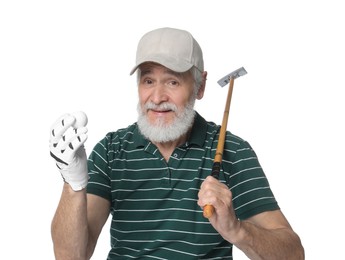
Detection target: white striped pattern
<box><xmin>87</xmin><ymin>113</ymin><xmax>278</xmax><ymax>259</ymax></box>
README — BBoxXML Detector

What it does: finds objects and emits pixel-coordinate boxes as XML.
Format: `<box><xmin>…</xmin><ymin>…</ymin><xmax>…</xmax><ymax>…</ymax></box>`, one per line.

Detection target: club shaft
<box><xmin>203</xmin><ymin>77</ymin><xmax>235</xmax><ymax>218</ymax></box>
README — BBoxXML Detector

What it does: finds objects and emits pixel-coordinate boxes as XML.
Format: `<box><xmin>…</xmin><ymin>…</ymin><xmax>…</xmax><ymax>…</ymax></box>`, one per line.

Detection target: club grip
<box><xmin>211</xmin><ymin>162</ymin><xmax>221</xmax><ymax>179</ymax></box>
<box><xmin>203</xmin><ymin>162</ymin><xmax>221</xmax><ymax>218</ymax></box>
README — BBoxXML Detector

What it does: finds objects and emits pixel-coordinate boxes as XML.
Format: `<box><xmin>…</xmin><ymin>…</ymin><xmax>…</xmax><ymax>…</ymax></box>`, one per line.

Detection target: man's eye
<box><xmin>144</xmin><ymin>79</ymin><xmax>153</xmax><ymax>84</ymax></box>
<box><xmin>169</xmin><ymin>80</ymin><xmax>179</xmax><ymax>86</ymax></box>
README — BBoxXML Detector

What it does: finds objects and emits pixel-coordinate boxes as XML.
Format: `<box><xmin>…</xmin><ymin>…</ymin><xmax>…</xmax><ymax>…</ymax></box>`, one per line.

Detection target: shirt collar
<box><xmin>187</xmin><ymin>112</ymin><xmax>207</xmax><ymax>147</ymax></box>
<box><xmin>133</xmin><ymin>124</ymin><xmax>147</xmax><ymax>148</ymax></box>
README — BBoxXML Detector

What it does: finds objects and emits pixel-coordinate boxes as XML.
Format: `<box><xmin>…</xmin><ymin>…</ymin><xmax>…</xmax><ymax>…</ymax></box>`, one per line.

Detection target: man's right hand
<box><xmin>49</xmin><ymin>113</ymin><xmax>89</xmax><ymax>191</ymax></box>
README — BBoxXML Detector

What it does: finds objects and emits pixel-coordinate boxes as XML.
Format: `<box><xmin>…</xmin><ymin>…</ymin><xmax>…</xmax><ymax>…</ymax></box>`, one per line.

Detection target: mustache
<box><xmin>144</xmin><ymin>102</ymin><xmax>177</xmax><ymax>112</ymax></box>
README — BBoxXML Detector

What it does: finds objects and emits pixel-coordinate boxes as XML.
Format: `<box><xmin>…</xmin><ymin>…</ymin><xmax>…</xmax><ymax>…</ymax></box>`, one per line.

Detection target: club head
<box><xmin>217</xmin><ymin>67</ymin><xmax>247</xmax><ymax>87</ymax></box>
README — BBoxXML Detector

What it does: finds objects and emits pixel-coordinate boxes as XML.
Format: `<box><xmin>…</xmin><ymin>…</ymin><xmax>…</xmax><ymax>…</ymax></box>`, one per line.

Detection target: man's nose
<box><xmin>151</xmin><ymin>84</ymin><xmax>168</xmax><ymax>104</ymax></box>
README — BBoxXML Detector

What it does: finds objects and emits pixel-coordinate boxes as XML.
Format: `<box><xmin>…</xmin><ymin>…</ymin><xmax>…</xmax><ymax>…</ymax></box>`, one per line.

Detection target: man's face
<box><xmin>137</xmin><ymin>62</ymin><xmax>196</xmax><ymax>143</ymax></box>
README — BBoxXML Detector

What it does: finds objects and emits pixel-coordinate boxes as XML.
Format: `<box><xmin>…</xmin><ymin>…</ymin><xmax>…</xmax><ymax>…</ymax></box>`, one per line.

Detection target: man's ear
<box><xmin>196</xmin><ymin>71</ymin><xmax>207</xmax><ymax>100</ymax></box>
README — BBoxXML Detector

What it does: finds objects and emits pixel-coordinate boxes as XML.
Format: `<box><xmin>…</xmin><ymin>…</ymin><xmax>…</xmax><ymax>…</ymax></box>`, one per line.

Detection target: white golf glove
<box><xmin>49</xmin><ymin>113</ymin><xmax>89</xmax><ymax>191</ymax></box>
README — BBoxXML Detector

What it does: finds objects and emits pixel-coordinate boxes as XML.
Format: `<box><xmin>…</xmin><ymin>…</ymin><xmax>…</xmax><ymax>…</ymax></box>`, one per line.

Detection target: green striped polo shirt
<box><xmin>87</xmin><ymin>112</ymin><xmax>279</xmax><ymax>259</ymax></box>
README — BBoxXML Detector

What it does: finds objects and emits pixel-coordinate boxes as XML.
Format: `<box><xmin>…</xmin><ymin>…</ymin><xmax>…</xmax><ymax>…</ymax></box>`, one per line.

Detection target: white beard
<box><xmin>137</xmin><ymin>99</ymin><xmax>196</xmax><ymax>143</ymax></box>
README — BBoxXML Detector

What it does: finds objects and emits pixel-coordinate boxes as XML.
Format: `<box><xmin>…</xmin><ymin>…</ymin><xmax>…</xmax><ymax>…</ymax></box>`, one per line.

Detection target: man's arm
<box><xmin>225</xmin><ymin>210</ymin><xmax>304</xmax><ymax>260</ymax></box>
<box><xmin>51</xmin><ymin>183</ymin><xmax>88</xmax><ymax>260</ymax></box>
<box><xmin>51</xmin><ymin>184</ymin><xmax>110</xmax><ymax>260</ymax></box>
<box><xmin>198</xmin><ymin>176</ymin><xmax>304</xmax><ymax>259</ymax></box>
<box><xmin>49</xmin><ymin>112</ymin><xmax>110</xmax><ymax>259</ymax></box>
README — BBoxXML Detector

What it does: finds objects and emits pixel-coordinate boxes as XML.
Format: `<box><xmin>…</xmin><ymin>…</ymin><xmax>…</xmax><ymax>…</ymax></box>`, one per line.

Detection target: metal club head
<box><xmin>217</xmin><ymin>67</ymin><xmax>247</xmax><ymax>87</ymax></box>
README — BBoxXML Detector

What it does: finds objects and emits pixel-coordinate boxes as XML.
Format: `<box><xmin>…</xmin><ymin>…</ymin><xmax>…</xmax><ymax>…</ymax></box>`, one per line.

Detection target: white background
<box><xmin>1</xmin><ymin>1</ymin><xmax>344</xmax><ymax>259</ymax></box>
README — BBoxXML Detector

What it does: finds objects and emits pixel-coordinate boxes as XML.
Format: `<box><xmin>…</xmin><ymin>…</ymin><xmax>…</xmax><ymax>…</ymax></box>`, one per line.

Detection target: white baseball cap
<box><xmin>130</xmin><ymin>27</ymin><xmax>204</xmax><ymax>75</ymax></box>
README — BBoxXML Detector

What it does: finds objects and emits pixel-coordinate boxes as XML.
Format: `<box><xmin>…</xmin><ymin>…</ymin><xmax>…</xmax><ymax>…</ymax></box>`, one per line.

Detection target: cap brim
<box><xmin>130</xmin><ymin>55</ymin><xmax>193</xmax><ymax>75</ymax></box>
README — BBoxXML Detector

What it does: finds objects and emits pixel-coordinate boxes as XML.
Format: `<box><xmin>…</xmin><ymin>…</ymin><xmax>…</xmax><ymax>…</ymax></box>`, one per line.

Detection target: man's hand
<box><xmin>197</xmin><ymin>176</ymin><xmax>241</xmax><ymax>242</ymax></box>
<box><xmin>49</xmin><ymin>112</ymin><xmax>89</xmax><ymax>191</ymax></box>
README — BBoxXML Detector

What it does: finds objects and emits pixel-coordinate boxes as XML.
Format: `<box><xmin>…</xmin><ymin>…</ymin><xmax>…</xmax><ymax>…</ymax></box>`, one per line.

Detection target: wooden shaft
<box><xmin>203</xmin><ymin>77</ymin><xmax>235</xmax><ymax>219</ymax></box>
<box><xmin>214</xmin><ymin>77</ymin><xmax>235</xmax><ymax>163</ymax></box>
